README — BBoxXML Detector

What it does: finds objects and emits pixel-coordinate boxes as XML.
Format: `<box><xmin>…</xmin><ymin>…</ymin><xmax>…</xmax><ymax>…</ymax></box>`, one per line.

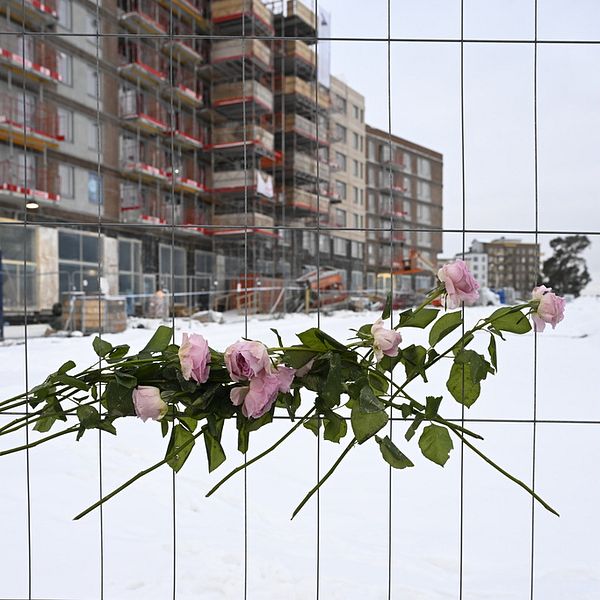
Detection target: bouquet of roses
<box><xmin>0</xmin><ymin>261</ymin><xmax>566</xmax><ymax>520</ymax></box>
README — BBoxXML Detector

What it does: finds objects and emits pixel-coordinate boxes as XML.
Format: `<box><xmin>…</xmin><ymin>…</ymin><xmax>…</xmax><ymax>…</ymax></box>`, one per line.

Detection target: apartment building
<box><xmin>365</xmin><ymin>126</ymin><xmax>443</xmax><ymax>292</ymax></box>
<box><xmin>328</xmin><ymin>75</ymin><xmax>366</xmax><ymax>290</ymax></box>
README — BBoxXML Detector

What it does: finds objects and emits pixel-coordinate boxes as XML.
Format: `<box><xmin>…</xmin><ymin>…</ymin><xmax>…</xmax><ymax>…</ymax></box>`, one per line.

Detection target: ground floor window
<box><xmin>58</xmin><ymin>230</ymin><xmax>100</xmax><ymax>295</ymax></box>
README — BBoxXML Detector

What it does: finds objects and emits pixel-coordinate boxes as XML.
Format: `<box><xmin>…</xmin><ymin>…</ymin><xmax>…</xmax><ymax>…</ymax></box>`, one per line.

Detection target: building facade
<box><xmin>365</xmin><ymin>126</ymin><xmax>443</xmax><ymax>293</ymax></box>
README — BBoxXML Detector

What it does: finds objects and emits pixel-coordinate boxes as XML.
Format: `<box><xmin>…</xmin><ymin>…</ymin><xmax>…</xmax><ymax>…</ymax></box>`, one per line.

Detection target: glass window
<box><xmin>57</xmin><ymin>107</ymin><xmax>73</xmax><ymax>142</ymax></box>
<box><xmin>335</xmin><ymin>180</ymin><xmax>346</xmax><ymax>200</ymax></box>
<box><xmin>86</xmin><ymin>12</ymin><xmax>99</xmax><ymax>43</ymax></box>
<box><xmin>352</xmin><ymin>132</ymin><xmax>359</xmax><ymax>150</ymax></box>
<box><xmin>417</xmin><ymin>157</ymin><xmax>432</xmax><ymax>179</ymax></box>
<box><xmin>88</xmin><ymin>172</ymin><xmax>103</xmax><ymax>204</ymax></box>
<box><xmin>57</xmin><ymin>52</ymin><xmax>72</xmax><ymax>86</ymax></box>
<box><xmin>318</xmin><ymin>234</ymin><xmax>330</xmax><ymax>255</ymax></box>
<box><xmin>81</xmin><ymin>235</ymin><xmax>99</xmax><ymax>263</ymax></box>
<box><xmin>59</xmin><ymin>164</ymin><xmax>74</xmax><ymax>198</ymax></box>
<box><xmin>352</xmin><ymin>104</ymin><xmax>360</xmax><ymax>120</ymax></box>
<box><xmin>58</xmin><ymin>231</ymin><xmax>80</xmax><ymax>261</ymax></box>
<box><xmin>302</xmin><ymin>231</ymin><xmax>315</xmax><ymax>255</ymax></box>
<box><xmin>88</xmin><ymin>120</ymin><xmax>99</xmax><ymax>151</ymax></box>
<box><xmin>334</xmin><ymin>94</ymin><xmax>347</xmax><ymax>114</ymax></box>
<box><xmin>353</xmin><ymin>186</ymin><xmax>359</xmax><ymax>204</ymax></box>
<box><xmin>57</xmin><ymin>0</ymin><xmax>72</xmax><ymax>30</ymax></box>
<box><xmin>333</xmin><ymin>237</ymin><xmax>346</xmax><ymax>256</ymax></box>
<box><xmin>0</xmin><ymin>227</ymin><xmax>35</xmax><ymax>262</ymax></box>
<box><xmin>87</xmin><ymin>66</ymin><xmax>100</xmax><ymax>98</ymax></box>
<box><xmin>334</xmin><ymin>124</ymin><xmax>347</xmax><ymax>144</ymax></box>
<box><xmin>417</xmin><ymin>180</ymin><xmax>431</xmax><ymax>202</ymax></box>
<box><xmin>368</xmin><ymin>140</ymin><xmax>377</xmax><ymax>161</ymax></box>
<box><xmin>335</xmin><ymin>152</ymin><xmax>346</xmax><ymax>171</ymax></box>
<box><xmin>335</xmin><ymin>208</ymin><xmax>346</xmax><ymax>227</ymax></box>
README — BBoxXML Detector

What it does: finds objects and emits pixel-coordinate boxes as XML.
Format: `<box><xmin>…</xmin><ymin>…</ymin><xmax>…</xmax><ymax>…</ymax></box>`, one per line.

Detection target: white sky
<box><xmin>316</xmin><ymin>0</ymin><xmax>600</xmax><ymax>291</ymax></box>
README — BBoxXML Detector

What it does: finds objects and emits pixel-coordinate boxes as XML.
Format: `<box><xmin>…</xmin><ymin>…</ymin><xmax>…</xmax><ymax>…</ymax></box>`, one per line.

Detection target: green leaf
<box><xmin>399</xmin><ymin>308</ymin><xmax>439</xmax><ymax>329</ymax></box>
<box><xmin>98</xmin><ymin>419</ymin><xmax>117</xmax><ymax>435</ymax></box>
<box><xmin>425</xmin><ymin>396</ymin><xmax>442</xmax><ymax>419</ymax></box>
<box><xmin>418</xmin><ymin>424</ymin><xmax>454</xmax><ymax>466</ymax></box>
<box><xmin>33</xmin><ymin>397</ymin><xmax>66</xmax><ymax>433</ymax></box>
<box><xmin>297</xmin><ymin>328</ymin><xmax>347</xmax><ymax>352</ymax></box>
<box><xmin>143</xmin><ymin>326</ymin><xmax>173</xmax><ymax>353</ymax></box>
<box><xmin>166</xmin><ymin>424</ymin><xmax>195</xmax><ymax>472</ymax></box>
<box><xmin>161</xmin><ymin>419</ymin><xmax>169</xmax><ymax>438</ymax></box>
<box><xmin>405</xmin><ymin>414</ymin><xmax>424</xmax><ymax>441</ymax></box>
<box><xmin>400</xmin><ymin>345</ymin><xmax>428</xmax><ymax>382</ymax></box>
<box><xmin>103</xmin><ymin>381</ymin><xmax>135</xmax><ymax>417</ymax></box>
<box><xmin>359</xmin><ymin>385</ymin><xmax>385</xmax><ymax>413</ymax></box>
<box><xmin>351</xmin><ymin>406</ymin><xmax>388</xmax><ymax>444</ymax></box>
<box><xmin>488</xmin><ymin>334</ymin><xmax>498</xmax><ymax>371</ymax></box>
<box><xmin>454</xmin><ymin>350</ymin><xmax>492</xmax><ymax>384</ymax></box>
<box><xmin>270</xmin><ymin>328</ymin><xmax>284</xmax><ymax>348</ymax></box>
<box><xmin>281</xmin><ymin>347</ymin><xmax>320</xmax><ymax>369</ymax></box>
<box><xmin>303</xmin><ymin>415</ymin><xmax>322</xmax><ymax>437</ymax></box>
<box><xmin>382</xmin><ymin>292</ymin><xmax>392</xmax><ymax>320</ymax></box>
<box><xmin>368</xmin><ymin>370</ymin><xmax>389</xmax><ymax>397</ymax></box>
<box><xmin>322</xmin><ymin>353</ymin><xmax>342</xmax><ymax>408</ymax></box>
<box><xmin>115</xmin><ymin>372</ymin><xmax>137</xmax><ymax>389</ymax></box>
<box><xmin>54</xmin><ymin>374</ymin><xmax>89</xmax><ymax>392</ymax></box>
<box><xmin>57</xmin><ymin>360</ymin><xmax>76</xmax><ymax>374</ymax></box>
<box><xmin>375</xmin><ymin>435</ymin><xmax>414</xmax><ymax>469</ymax></box>
<box><xmin>106</xmin><ymin>345</ymin><xmax>130</xmax><ymax>363</ymax></box>
<box><xmin>237</xmin><ymin>412</ymin><xmax>273</xmax><ymax>453</ymax></box>
<box><xmin>446</xmin><ymin>362</ymin><xmax>481</xmax><ymax>408</ymax></box>
<box><xmin>323</xmin><ymin>411</ymin><xmax>348</xmax><ymax>443</ymax></box>
<box><xmin>488</xmin><ymin>307</ymin><xmax>532</xmax><ymax>334</ymax></box>
<box><xmin>378</xmin><ymin>352</ymin><xmax>403</xmax><ymax>373</ymax></box>
<box><xmin>428</xmin><ymin>311</ymin><xmax>462</xmax><ymax>347</ymax></box>
<box><xmin>92</xmin><ymin>336</ymin><xmax>113</xmax><ymax>358</ymax></box>
<box><xmin>77</xmin><ymin>405</ymin><xmax>101</xmax><ymax>429</ymax></box>
<box><xmin>203</xmin><ymin>427</ymin><xmax>226</xmax><ymax>472</ymax></box>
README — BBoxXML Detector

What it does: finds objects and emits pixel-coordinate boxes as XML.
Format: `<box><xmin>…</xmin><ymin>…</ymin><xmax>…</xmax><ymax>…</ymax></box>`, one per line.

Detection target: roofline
<box><xmin>366</xmin><ymin>125</ymin><xmax>443</xmax><ymax>161</ymax></box>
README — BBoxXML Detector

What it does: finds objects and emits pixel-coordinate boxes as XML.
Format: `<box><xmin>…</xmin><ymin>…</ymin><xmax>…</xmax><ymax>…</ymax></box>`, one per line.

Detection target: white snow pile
<box><xmin>1</xmin><ymin>299</ymin><xmax>599</xmax><ymax>599</ymax></box>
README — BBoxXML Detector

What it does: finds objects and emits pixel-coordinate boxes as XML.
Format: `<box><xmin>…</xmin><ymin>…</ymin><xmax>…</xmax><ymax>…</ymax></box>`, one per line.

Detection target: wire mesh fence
<box><xmin>0</xmin><ymin>0</ymin><xmax>598</xmax><ymax>598</ymax></box>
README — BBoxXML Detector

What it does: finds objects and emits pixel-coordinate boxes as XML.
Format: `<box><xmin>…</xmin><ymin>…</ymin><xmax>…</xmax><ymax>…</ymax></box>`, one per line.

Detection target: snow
<box><xmin>1</xmin><ymin>300</ymin><xmax>599</xmax><ymax>599</ymax></box>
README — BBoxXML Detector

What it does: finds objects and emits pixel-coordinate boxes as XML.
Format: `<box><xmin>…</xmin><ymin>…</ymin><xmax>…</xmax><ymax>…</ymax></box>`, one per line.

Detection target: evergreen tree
<box><xmin>542</xmin><ymin>235</ymin><xmax>591</xmax><ymax>297</ymax></box>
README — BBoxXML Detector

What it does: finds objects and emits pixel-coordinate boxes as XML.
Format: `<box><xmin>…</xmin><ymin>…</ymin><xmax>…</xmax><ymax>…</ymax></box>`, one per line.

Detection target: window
<box><xmin>417</xmin><ymin>157</ymin><xmax>432</xmax><ymax>179</ymax></box>
<box><xmin>335</xmin><ymin>124</ymin><xmax>347</xmax><ymax>144</ymax></box>
<box><xmin>360</xmin><ymin>189</ymin><xmax>364</xmax><ymax>205</ymax></box>
<box><xmin>351</xmin><ymin>241</ymin><xmax>364</xmax><ymax>259</ymax></box>
<box><xmin>368</xmin><ymin>140</ymin><xmax>377</xmax><ymax>160</ymax></box>
<box><xmin>87</xmin><ymin>65</ymin><xmax>100</xmax><ymax>98</ymax></box>
<box><xmin>352</xmin><ymin>104</ymin><xmax>360</xmax><ymax>120</ymax></box>
<box><xmin>88</xmin><ymin>172</ymin><xmax>102</xmax><ymax>204</ymax></box>
<box><xmin>333</xmin><ymin>237</ymin><xmax>346</xmax><ymax>256</ymax></box>
<box><xmin>381</xmin><ymin>144</ymin><xmax>391</xmax><ymax>162</ymax></box>
<box><xmin>352</xmin><ymin>132</ymin><xmax>359</xmax><ymax>150</ymax></box>
<box><xmin>353</xmin><ymin>214</ymin><xmax>364</xmax><ymax>229</ymax></box>
<box><xmin>334</xmin><ymin>94</ymin><xmax>347</xmax><ymax>114</ymax></box>
<box><xmin>417</xmin><ymin>230</ymin><xmax>432</xmax><ymax>246</ymax></box>
<box><xmin>319</xmin><ymin>234</ymin><xmax>330</xmax><ymax>255</ymax></box>
<box><xmin>416</xmin><ymin>203</ymin><xmax>431</xmax><ymax>223</ymax></box>
<box><xmin>159</xmin><ymin>244</ymin><xmax>187</xmax><ymax>294</ymax></box>
<box><xmin>57</xmin><ymin>52</ymin><xmax>72</xmax><ymax>86</ymax></box>
<box><xmin>417</xmin><ymin>180</ymin><xmax>432</xmax><ymax>202</ymax></box>
<box><xmin>353</xmin><ymin>159</ymin><xmax>360</xmax><ymax>177</ymax></box>
<box><xmin>57</xmin><ymin>107</ymin><xmax>73</xmax><ymax>142</ymax></box>
<box><xmin>59</xmin><ymin>164</ymin><xmax>74</xmax><ymax>198</ymax></box>
<box><xmin>86</xmin><ymin>12</ymin><xmax>99</xmax><ymax>44</ymax></box>
<box><xmin>335</xmin><ymin>152</ymin><xmax>346</xmax><ymax>171</ymax></box>
<box><xmin>335</xmin><ymin>180</ymin><xmax>347</xmax><ymax>200</ymax></box>
<box><xmin>119</xmin><ymin>238</ymin><xmax>142</xmax><ymax>295</ymax></box>
<box><xmin>335</xmin><ymin>208</ymin><xmax>346</xmax><ymax>227</ymax></box>
<box><xmin>88</xmin><ymin>120</ymin><xmax>99</xmax><ymax>151</ymax></box>
<box><xmin>367</xmin><ymin>191</ymin><xmax>377</xmax><ymax>212</ymax></box>
<box><xmin>367</xmin><ymin>165</ymin><xmax>378</xmax><ymax>186</ymax></box>
<box><xmin>353</xmin><ymin>186</ymin><xmax>359</xmax><ymax>204</ymax></box>
<box><xmin>302</xmin><ymin>231</ymin><xmax>316</xmax><ymax>255</ymax></box>
<box><xmin>58</xmin><ymin>230</ymin><xmax>100</xmax><ymax>294</ymax></box>
<box><xmin>57</xmin><ymin>0</ymin><xmax>72</xmax><ymax>30</ymax></box>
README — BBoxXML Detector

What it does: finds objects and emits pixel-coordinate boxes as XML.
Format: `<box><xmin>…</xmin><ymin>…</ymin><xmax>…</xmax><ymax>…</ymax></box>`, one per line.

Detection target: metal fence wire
<box><xmin>1</xmin><ymin>0</ymin><xmax>599</xmax><ymax>598</ymax></box>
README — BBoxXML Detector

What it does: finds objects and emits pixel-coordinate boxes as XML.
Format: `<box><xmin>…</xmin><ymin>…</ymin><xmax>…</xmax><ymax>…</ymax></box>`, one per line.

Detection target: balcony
<box><xmin>0</xmin><ymin>32</ymin><xmax>61</xmax><ymax>83</ymax></box>
<box><xmin>209</xmin><ymin>123</ymin><xmax>274</xmax><ymax>155</ymax></box>
<box><xmin>165</xmin><ymin>200</ymin><xmax>208</xmax><ymax>233</ymax></box>
<box><xmin>0</xmin><ymin>158</ymin><xmax>60</xmax><ymax>204</ymax></box>
<box><xmin>284</xmin><ymin>188</ymin><xmax>328</xmax><ymax>215</ymax></box>
<box><xmin>121</xmin><ymin>156</ymin><xmax>168</xmax><ymax>184</ymax></box>
<box><xmin>276</xmin><ymin>113</ymin><xmax>327</xmax><ymax>147</ymax></box>
<box><xmin>284</xmin><ymin>152</ymin><xmax>330</xmax><ymax>182</ymax></box>
<box><xmin>1</xmin><ymin>0</ymin><xmax>58</xmax><ymax>28</ymax></box>
<box><xmin>119</xmin><ymin>92</ymin><xmax>168</xmax><ymax>134</ymax></box>
<box><xmin>279</xmin><ymin>40</ymin><xmax>315</xmax><ymax>78</ymax></box>
<box><xmin>212</xmin><ymin>80</ymin><xmax>273</xmax><ymax>117</ymax></box>
<box><xmin>283</xmin><ymin>0</ymin><xmax>317</xmax><ymax>38</ymax></box>
<box><xmin>276</xmin><ymin>76</ymin><xmax>330</xmax><ymax>117</ymax></box>
<box><xmin>211</xmin><ymin>0</ymin><xmax>274</xmax><ymax>36</ymax></box>
<box><xmin>157</xmin><ymin>0</ymin><xmax>208</xmax><ymax>29</ymax></box>
<box><xmin>210</xmin><ymin>169</ymin><xmax>274</xmax><ymax>199</ymax></box>
<box><xmin>0</xmin><ymin>93</ymin><xmax>62</xmax><ymax>150</ymax></box>
<box><xmin>165</xmin><ymin>115</ymin><xmax>204</xmax><ymax>150</ymax></box>
<box><xmin>382</xmin><ymin>159</ymin><xmax>408</xmax><ymax>172</ymax></box>
<box><xmin>120</xmin><ymin>184</ymin><xmax>167</xmax><ymax>224</ymax></box>
<box><xmin>210</xmin><ymin>211</ymin><xmax>276</xmax><ymax>238</ymax></box>
<box><xmin>118</xmin><ymin>40</ymin><xmax>167</xmax><ymax>87</ymax></box>
<box><xmin>211</xmin><ymin>39</ymin><xmax>271</xmax><ymax>77</ymax></box>
<box><xmin>118</xmin><ymin>0</ymin><xmax>168</xmax><ymax>34</ymax></box>
<box><xmin>166</xmin><ymin>165</ymin><xmax>206</xmax><ymax>195</ymax></box>
<box><xmin>163</xmin><ymin>21</ymin><xmax>204</xmax><ymax>64</ymax></box>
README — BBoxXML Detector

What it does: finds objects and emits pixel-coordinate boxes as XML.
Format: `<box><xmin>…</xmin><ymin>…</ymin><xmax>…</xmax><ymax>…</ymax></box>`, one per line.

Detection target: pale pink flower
<box><xmin>132</xmin><ymin>386</ymin><xmax>168</xmax><ymax>422</ymax></box>
<box><xmin>230</xmin><ymin>366</ymin><xmax>296</xmax><ymax>419</ymax></box>
<box><xmin>178</xmin><ymin>333</ymin><xmax>211</xmax><ymax>384</ymax></box>
<box><xmin>224</xmin><ymin>340</ymin><xmax>273</xmax><ymax>382</ymax></box>
<box><xmin>296</xmin><ymin>358</ymin><xmax>315</xmax><ymax>378</ymax></box>
<box><xmin>438</xmin><ymin>260</ymin><xmax>480</xmax><ymax>309</ymax></box>
<box><xmin>371</xmin><ymin>319</ymin><xmax>402</xmax><ymax>362</ymax></box>
<box><xmin>531</xmin><ymin>285</ymin><xmax>566</xmax><ymax>332</ymax></box>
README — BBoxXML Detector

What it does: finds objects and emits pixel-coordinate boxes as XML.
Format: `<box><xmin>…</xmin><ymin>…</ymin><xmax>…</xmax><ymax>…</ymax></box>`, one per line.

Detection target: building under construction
<box><xmin>0</xmin><ymin>0</ymin><xmax>444</xmax><ymax>319</ymax></box>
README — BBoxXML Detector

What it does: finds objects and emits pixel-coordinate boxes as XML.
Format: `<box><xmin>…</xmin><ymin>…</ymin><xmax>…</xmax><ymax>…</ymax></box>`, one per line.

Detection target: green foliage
<box><xmin>203</xmin><ymin>427</ymin><xmax>226</xmax><ymax>472</ymax></box>
<box><xmin>143</xmin><ymin>326</ymin><xmax>173</xmax><ymax>353</ymax></box>
<box><xmin>542</xmin><ymin>234</ymin><xmax>591</xmax><ymax>297</ymax></box>
<box><xmin>93</xmin><ymin>337</ymin><xmax>112</xmax><ymax>358</ymax></box>
<box><xmin>418</xmin><ymin>424</ymin><xmax>453</xmax><ymax>466</ymax></box>
<box><xmin>399</xmin><ymin>308</ymin><xmax>439</xmax><ymax>329</ymax></box>
<box><xmin>382</xmin><ymin>292</ymin><xmax>393</xmax><ymax>320</ymax></box>
<box><xmin>425</xmin><ymin>396</ymin><xmax>442</xmax><ymax>419</ymax></box>
<box><xmin>322</xmin><ymin>353</ymin><xmax>343</xmax><ymax>408</ymax></box>
<box><xmin>359</xmin><ymin>385</ymin><xmax>385</xmax><ymax>413</ymax></box>
<box><xmin>166</xmin><ymin>424</ymin><xmax>195</xmax><ymax>472</ymax></box>
<box><xmin>428</xmin><ymin>311</ymin><xmax>462</xmax><ymax>347</ymax></box>
<box><xmin>488</xmin><ymin>307</ymin><xmax>531</xmax><ymax>334</ymax></box>
<box><xmin>375</xmin><ymin>435</ymin><xmax>414</xmax><ymax>469</ymax></box>
<box><xmin>323</xmin><ymin>410</ymin><xmax>348</xmax><ymax>443</ymax></box>
<box><xmin>351</xmin><ymin>404</ymin><xmax>388</xmax><ymax>444</ymax></box>
<box><xmin>400</xmin><ymin>345</ymin><xmax>428</xmax><ymax>382</ymax></box>
<box><xmin>446</xmin><ymin>350</ymin><xmax>492</xmax><ymax>408</ymax></box>
<box><xmin>488</xmin><ymin>335</ymin><xmax>498</xmax><ymax>371</ymax></box>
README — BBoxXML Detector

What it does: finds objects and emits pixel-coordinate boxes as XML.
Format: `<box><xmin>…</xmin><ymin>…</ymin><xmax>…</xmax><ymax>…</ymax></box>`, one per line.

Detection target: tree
<box><xmin>542</xmin><ymin>235</ymin><xmax>591</xmax><ymax>297</ymax></box>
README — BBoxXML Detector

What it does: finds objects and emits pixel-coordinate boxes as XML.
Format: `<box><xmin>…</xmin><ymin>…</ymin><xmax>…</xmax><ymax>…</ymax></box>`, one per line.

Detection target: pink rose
<box><xmin>230</xmin><ymin>366</ymin><xmax>296</xmax><ymax>419</ymax></box>
<box><xmin>179</xmin><ymin>333</ymin><xmax>211</xmax><ymax>384</ymax></box>
<box><xmin>371</xmin><ymin>319</ymin><xmax>402</xmax><ymax>362</ymax></box>
<box><xmin>438</xmin><ymin>260</ymin><xmax>480</xmax><ymax>309</ymax></box>
<box><xmin>296</xmin><ymin>358</ymin><xmax>315</xmax><ymax>378</ymax></box>
<box><xmin>531</xmin><ymin>285</ymin><xmax>566</xmax><ymax>332</ymax></box>
<box><xmin>132</xmin><ymin>386</ymin><xmax>168</xmax><ymax>422</ymax></box>
<box><xmin>224</xmin><ymin>340</ymin><xmax>273</xmax><ymax>382</ymax></box>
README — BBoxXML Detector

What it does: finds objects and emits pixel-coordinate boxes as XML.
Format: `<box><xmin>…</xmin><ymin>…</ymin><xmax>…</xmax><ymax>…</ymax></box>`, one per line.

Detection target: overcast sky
<box><xmin>315</xmin><ymin>0</ymin><xmax>600</xmax><ymax>292</ymax></box>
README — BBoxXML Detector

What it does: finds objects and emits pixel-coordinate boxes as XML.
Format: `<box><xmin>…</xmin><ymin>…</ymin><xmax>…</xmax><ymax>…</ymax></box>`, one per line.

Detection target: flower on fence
<box><xmin>132</xmin><ymin>386</ymin><xmax>168</xmax><ymax>422</ymax></box>
<box><xmin>224</xmin><ymin>340</ymin><xmax>273</xmax><ymax>382</ymax></box>
<box><xmin>231</xmin><ymin>366</ymin><xmax>296</xmax><ymax>419</ymax></box>
<box><xmin>437</xmin><ymin>259</ymin><xmax>480</xmax><ymax>309</ymax></box>
<box><xmin>179</xmin><ymin>333</ymin><xmax>211</xmax><ymax>384</ymax></box>
<box><xmin>371</xmin><ymin>319</ymin><xmax>402</xmax><ymax>361</ymax></box>
<box><xmin>531</xmin><ymin>285</ymin><xmax>566</xmax><ymax>332</ymax></box>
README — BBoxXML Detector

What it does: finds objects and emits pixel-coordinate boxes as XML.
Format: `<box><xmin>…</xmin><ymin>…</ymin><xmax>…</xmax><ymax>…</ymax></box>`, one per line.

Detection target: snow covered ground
<box><xmin>1</xmin><ymin>299</ymin><xmax>599</xmax><ymax>599</ymax></box>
